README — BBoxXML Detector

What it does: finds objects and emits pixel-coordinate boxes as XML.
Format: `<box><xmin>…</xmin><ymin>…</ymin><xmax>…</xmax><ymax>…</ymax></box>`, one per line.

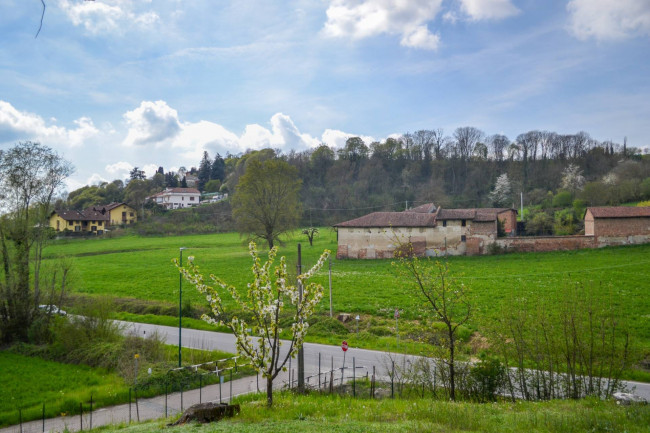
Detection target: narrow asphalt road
<box><xmin>2</xmin><ymin>320</ymin><xmax>648</xmax><ymax>433</ymax></box>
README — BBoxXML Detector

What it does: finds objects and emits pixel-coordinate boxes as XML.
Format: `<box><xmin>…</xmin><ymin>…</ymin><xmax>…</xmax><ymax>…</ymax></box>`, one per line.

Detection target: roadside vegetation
<box><xmin>0</xmin><ymin>298</ymin><xmax>246</xmax><ymax>428</ymax></box>
<box><xmin>92</xmin><ymin>391</ymin><xmax>650</xmax><ymax>433</ymax></box>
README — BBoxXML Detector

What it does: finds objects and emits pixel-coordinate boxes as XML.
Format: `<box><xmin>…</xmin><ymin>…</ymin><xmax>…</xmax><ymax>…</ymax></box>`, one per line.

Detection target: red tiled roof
<box><xmin>405</xmin><ymin>203</ymin><xmax>435</xmax><ymax>213</ymax></box>
<box><xmin>475</xmin><ymin>208</ymin><xmax>516</xmax><ymax>222</ymax></box>
<box><xmin>587</xmin><ymin>206</ymin><xmax>650</xmax><ymax>218</ymax></box>
<box><xmin>167</xmin><ymin>188</ymin><xmax>200</xmax><ymax>194</ymax></box>
<box><xmin>54</xmin><ymin>209</ymin><xmax>109</xmax><ymax>222</ymax></box>
<box><xmin>334</xmin><ymin>212</ymin><xmax>437</xmax><ymax>228</ymax></box>
<box><xmin>436</xmin><ymin>209</ymin><xmax>477</xmax><ymax>220</ymax></box>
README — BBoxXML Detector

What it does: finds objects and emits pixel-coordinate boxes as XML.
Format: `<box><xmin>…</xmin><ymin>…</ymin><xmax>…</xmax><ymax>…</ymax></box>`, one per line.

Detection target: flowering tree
<box><xmin>489</xmin><ymin>173</ymin><xmax>512</xmax><ymax>207</ymax></box>
<box><xmin>175</xmin><ymin>242</ymin><xmax>330</xmax><ymax>407</ymax></box>
<box><xmin>561</xmin><ymin>163</ymin><xmax>585</xmax><ymax>195</ymax></box>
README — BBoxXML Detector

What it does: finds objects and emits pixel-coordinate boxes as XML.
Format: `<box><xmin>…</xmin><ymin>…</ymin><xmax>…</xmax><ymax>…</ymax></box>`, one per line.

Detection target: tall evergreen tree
<box><xmin>211</xmin><ymin>153</ymin><xmax>226</xmax><ymax>181</ymax></box>
<box><xmin>197</xmin><ymin>151</ymin><xmax>212</xmax><ymax>191</ymax></box>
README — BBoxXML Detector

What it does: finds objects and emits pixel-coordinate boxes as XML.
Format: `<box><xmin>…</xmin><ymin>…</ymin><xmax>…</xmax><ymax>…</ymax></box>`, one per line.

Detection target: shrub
<box><xmin>466</xmin><ymin>355</ymin><xmax>506</xmax><ymax>402</ymax></box>
<box><xmin>309</xmin><ymin>317</ymin><xmax>349</xmax><ymax>335</ymax></box>
<box><xmin>552</xmin><ymin>190</ymin><xmax>573</xmax><ymax>208</ymax></box>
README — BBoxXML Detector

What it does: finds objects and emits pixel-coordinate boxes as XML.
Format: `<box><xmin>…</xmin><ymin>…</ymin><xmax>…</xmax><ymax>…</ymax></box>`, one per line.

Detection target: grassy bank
<box><xmin>95</xmin><ymin>392</ymin><xmax>650</xmax><ymax>433</ymax></box>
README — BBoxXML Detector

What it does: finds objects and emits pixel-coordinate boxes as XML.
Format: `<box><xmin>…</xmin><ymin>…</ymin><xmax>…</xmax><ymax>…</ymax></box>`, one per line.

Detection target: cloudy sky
<box><xmin>1</xmin><ymin>0</ymin><xmax>649</xmax><ymax>190</ymax></box>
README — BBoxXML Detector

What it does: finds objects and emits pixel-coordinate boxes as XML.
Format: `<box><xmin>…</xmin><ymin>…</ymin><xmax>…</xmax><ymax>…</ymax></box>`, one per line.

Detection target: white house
<box><xmin>148</xmin><ymin>188</ymin><xmax>201</xmax><ymax>210</ymax></box>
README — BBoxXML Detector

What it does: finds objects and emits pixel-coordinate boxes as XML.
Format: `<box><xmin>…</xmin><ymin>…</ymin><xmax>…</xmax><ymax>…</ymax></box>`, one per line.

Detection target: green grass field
<box><xmin>43</xmin><ymin>230</ymin><xmax>650</xmax><ymax>353</ymax></box>
<box><xmin>0</xmin><ymin>351</ymin><xmax>127</xmax><ymax>426</ymax></box>
<box><xmin>93</xmin><ymin>391</ymin><xmax>650</xmax><ymax>433</ymax></box>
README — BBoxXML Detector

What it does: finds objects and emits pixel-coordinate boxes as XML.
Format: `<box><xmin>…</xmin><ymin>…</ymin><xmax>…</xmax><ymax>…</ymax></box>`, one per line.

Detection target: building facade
<box><xmin>49</xmin><ymin>202</ymin><xmax>137</xmax><ymax>233</ymax></box>
<box><xmin>148</xmin><ymin>188</ymin><xmax>201</xmax><ymax>209</ymax></box>
<box><xmin>335</xmin><ymin>205</ymin><xmax>517</xmax><ymax>258</ymax></box>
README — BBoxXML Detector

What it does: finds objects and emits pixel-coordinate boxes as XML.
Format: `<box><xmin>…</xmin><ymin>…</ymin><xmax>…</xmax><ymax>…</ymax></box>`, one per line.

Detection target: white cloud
<box><xmin>87</xmin><ymin>173</ymin><xmax>108</xmax><ymax>186</ymax></box>
<box><xmin>57</xmin><ymin>0</ymin><xmax>159</xmax><ymax>35</ymax></box>
<box><xmin>458</xmin><ymin>0</ymin><xmax>520</xmax><ymax>21</ymax></box>
<box><xmin>321</xmin><ymin>129</ymin><xmax>375</xmax><ymax>148</ymax></box>
<box><xmin>567</xmin><ymin>0</ymin><xmax>650</xmax><ymax>41</ymax></box>
<box><xmin>121</xmin><ymin>101</ymin><xmax>322</xmax><ymax>158</ymax></box>
<box><xmin>0</xmin><ymin>100</ymin><xmax>99</xmax><ymax>147</ymax></box>
<box><xmin>105</xmin><ymin>161</ymin><xmax>133</xmax><ymax>176</ymax></box>
<box><xmin>322</xmin><ymin>0</ymin><xmax>443</xmax><ymax>50</ymax></box>
<box><xmin>123</xmin><ymin>100</ymin><xmax>181</xmax><ymax>147</ymax></box>
<box><xmin>401</xmin><ymin>25</ymin><xmax>441</xmax><ymax>50</ymax></box>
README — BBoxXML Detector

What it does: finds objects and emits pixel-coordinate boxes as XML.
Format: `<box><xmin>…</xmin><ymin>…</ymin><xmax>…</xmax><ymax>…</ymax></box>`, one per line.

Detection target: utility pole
<box><xmin>520</xmin><ymin>192</ymin><xmax>524</xmax><ymax>221</ymax></box>
<box><xmin>328</xmin><ymin>257</ymin><xmax>333</xmax><ymax>318</ymax></box>
<box><xmin>297</xmin><ymin>243</ymin><xmax>305</xmax><ymax>392</ymax></box>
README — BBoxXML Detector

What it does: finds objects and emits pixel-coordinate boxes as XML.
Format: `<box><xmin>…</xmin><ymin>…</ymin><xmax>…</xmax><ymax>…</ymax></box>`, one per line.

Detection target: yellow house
<box><xmin>49</xmin><ymin>203</ymin><xmax>137</xmax><ymax>233</ymax></box>
<box><xmin>93</xmin><ymin>203</ymin><xmax>138</xmax><ymax>226</ymax></box>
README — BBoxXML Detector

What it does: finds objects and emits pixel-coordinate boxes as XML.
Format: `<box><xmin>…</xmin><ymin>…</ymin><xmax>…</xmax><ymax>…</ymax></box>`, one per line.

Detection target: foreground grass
<box><xmin>0</xmin><ymin>352</ymin><xmax>126</xmax><ymax>427</ymax></box>
<box><xmin>95</xmin><ymin>392</ymin><xmax>650</xmax><ymax>433</ymax></box>
<box><xmin>0</xmin><ymin>346</ymin><xmax>246</xmax><ymax>428</ymax></box>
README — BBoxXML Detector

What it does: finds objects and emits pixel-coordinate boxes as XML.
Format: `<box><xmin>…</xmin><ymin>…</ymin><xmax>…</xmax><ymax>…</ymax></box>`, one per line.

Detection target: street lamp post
<box><xmin>178</xmin><ymin>247</ymin><xmax>187</xmax><ymax>367</ymax></box>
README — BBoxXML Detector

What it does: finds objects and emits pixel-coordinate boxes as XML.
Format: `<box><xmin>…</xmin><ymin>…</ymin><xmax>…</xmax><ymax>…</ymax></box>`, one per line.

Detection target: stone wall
<box><xmin>496</xmin><ymin>235</ymin><xmax>595</xmax><ymax>253</ymax></box>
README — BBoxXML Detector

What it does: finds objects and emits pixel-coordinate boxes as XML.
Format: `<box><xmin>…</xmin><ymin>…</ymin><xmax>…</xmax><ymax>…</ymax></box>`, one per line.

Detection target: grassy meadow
<box><xmin>43</xmin><ymin>230</ymin><xmax>650</xmax><ymax>349</ymax></box>
<box><xmin>0</xmin><ymin>351</ymin><xmax>127</xmax><ymax>426</ymax></box>
<box><xmin>93</xmin><ymin>391</ymin><xmax>650</xmax><ymax>433</ymax></box>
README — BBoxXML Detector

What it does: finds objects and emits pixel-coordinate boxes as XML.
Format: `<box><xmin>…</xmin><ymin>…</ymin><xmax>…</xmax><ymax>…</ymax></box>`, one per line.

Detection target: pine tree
<box><xmin>211</xmin><ymin>153</ymin><xmax>225</xmax><ymax>181</ymax></box>
<box><xmin>197</xmin><ymin>151</ymin><xmax>212</xmax><ymax>191</ymax></box>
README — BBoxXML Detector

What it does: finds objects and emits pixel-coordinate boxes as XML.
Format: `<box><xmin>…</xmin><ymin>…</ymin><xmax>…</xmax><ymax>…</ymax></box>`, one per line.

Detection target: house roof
<box><xmin>587</xmin><ymin>206</ymin><xmax>650</xmax><ymax>218</ymax></box>
<box><xmin>334</xmin><ymin>212</ymin><xmax>437</xmax><ymax>228</ymax></box>
<box><xmin>165</xmin><ymin>187</ymin><xmax>200</xmax><ymax>194</ymax></box>
<box><xmin>53</xmin><ymin>209</ymin><xmax>109</xmax><ymax>222</ymax></box>
<box><xmin>405</xmin><ymin>203</ymin><xmax>435</xmax><ymax>213</ymax></box>
<box><xmin>436</xmin><ymin>208</ymin><xmax>515</xmax><ymax>222</ymax></box>
<box><xmin>90</xmin><ymin>202</ymin><xmax>130</xmax><ymax>213</ymax></box>
<box><xmin>335</xmin><ymin>207</ymin><xmax>517</xmax><ymax>228</ymax></box>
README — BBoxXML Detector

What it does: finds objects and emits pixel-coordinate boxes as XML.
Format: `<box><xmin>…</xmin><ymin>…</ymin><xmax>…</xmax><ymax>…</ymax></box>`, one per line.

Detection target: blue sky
<box><xmin>1</xmin><ymin>0</ymin><xmax>649</xmax><ymax>190</ymax></box>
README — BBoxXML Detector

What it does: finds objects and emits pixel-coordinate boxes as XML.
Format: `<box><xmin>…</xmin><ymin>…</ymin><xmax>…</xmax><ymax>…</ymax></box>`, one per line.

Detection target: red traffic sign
<box><xmin>341</xmin><ymin>340</ymin><xmax>348</xmax><ymax>352</ymax></box>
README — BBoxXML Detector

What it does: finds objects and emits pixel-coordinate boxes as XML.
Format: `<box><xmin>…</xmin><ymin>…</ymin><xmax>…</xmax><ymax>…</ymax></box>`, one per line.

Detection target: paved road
<box><xmin>3</xmin><ymin>321</ymin><xmax>649</xmax><ymax>433</ymax></box>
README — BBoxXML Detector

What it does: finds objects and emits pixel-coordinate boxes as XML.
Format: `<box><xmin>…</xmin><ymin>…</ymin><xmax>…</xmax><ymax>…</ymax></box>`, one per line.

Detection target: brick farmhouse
<box><xmin>334</xmin><ymin>205</ymin><xmax>650</xmax><ymax>258</ymax></box>
<box><xmin>334</xmin><ymin>204</ymin><xmax>517</xmax><ymax>258</ymax></box>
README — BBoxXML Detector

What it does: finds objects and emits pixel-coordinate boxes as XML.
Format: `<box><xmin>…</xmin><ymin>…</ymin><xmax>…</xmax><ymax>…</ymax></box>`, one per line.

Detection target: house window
<box><xmin>91</xmin><ymin>226</ymin><xmax>97</xmax><ymax>231</ymax></box>
<box><xmin>130</xmin><ymin>212</ymin><xmax>134</xmax><ymax>217</ymax></box>
<box><xmin>75</xmin><ymin>225</ymin><xmax>81</xmax><ymax>232</ymax></box>
<box><xmin>98</xmin><ymin>221</ymin><xmax>103</xmax><ymax>226</ymax></box>
<box><xmin>461</xmin><ymin>220</ymin><xmax>466</xmax><ymax>227</ymax></box>
<box><xmin>461</xmin><ymin>235</ymin><xmax>466</xmax><ymax>242</ymax></box>
<box><xmin>182</xmin><ymin>196</ymin><xmax>185</xmax><ymax>201</ymax></box>
<box><xmin>68</xmin><ymin>221</ymin><xmax>73</xmax><ymax>226</ymax></box>
<box><xmin>190</xmin><ymin>196</ymin><xmax>195</xmax><ymax>201</ymax></box>
<box><xmin>442</xmin><ymin>220</ymin><xmax>447</xmax><ymax>227</ymax></box>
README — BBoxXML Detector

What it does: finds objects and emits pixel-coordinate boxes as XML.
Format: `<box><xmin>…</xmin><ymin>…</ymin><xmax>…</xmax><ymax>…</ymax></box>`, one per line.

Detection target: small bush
<box><xmin>309</xmin><ymin>317</ymin><xmax>349</xmax><ymax>335</ymax></box>
<box><xmin>552</xmin><ymin>190</ymin><xmax>573</xmax><ymax>208</ymax></box>
<box><xmin>466</xmin><ymin>355</ymin><xmax>506</xmax><ymax>402</ymax></box>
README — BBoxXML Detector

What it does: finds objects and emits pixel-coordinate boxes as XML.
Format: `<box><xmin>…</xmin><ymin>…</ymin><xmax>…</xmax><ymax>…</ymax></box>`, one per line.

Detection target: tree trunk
<box><xmin>448</xmin><ymin>326</ymin><xmax>456</xmax><ymax>401</ymax></box>
<box><xmin>266</xmin><ymin>376</ymin><xmax>273</xmax><ymax>407</ymax></box>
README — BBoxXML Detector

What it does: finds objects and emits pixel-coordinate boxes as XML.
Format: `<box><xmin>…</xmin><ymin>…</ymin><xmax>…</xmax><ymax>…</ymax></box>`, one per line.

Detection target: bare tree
<box><xmin>453</xmin><ymin>127</ymin><xmax>484</xmax><ymax>161</ymax></box>
<box><xmin>487</xmin><ymin>134</ymin><xmax>509</xmax><ymax>161</ymax></box>
<box><xmin>393</xmin><ymin>245</ymin><xmax>472</xmax><ymax>401</ymax></box>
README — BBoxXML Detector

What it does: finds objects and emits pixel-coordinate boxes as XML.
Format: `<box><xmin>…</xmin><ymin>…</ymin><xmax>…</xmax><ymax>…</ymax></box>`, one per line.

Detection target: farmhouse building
<box><xmin>49</xmin><ymin>202</ymin><xmax>137</xmax><ymax>233</ymax></box>
<box><xmin>334</xmin><ymin>204</ymin><xmax>517</xmax><ymax>259</ymax></box>
<box><xmin>584</xmin><ymin>207</ymin><xmax>650</xmax><ymax>244</ymax></box>
<box><xmin>147</xmin><ymin>187</ymin><xmax>201</xmax><ymax>209</ymax></box>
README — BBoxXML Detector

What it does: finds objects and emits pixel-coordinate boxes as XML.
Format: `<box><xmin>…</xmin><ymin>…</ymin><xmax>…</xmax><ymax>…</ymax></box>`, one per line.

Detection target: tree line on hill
<box><xmin>59</xmin><ymin>127</ymin><xmax>650</xmax><ymax>236</ymax></box>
